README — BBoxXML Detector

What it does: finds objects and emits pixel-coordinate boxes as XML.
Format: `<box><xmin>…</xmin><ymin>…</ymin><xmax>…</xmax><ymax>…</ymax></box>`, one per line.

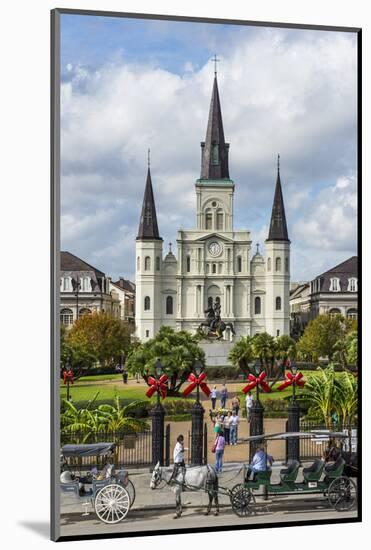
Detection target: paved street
<box><xmin>60</xmin><ymin>464</ymin><xmax>358</xmax><ymax>537</ymax></box>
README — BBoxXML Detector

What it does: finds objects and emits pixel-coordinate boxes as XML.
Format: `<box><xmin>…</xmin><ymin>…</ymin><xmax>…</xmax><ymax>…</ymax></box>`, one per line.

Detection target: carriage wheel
<box><xmin>94</xmin><ymin>484</ymin><xmax>130</xmax><ymax>524</ymax></box>
<box><xmin>230</xmin><ymin>486</ymin><xmax>256</xmax><ymax>517</ymax></box>
<box><xmin>327</xmin><ymin>477</ymin><xmax>357</xmax><ymax>512</ymax></box>
<box><xmin>126</xmin><ymin>480</ymin><xmax>136</xmax><ymax>507</ymax></box>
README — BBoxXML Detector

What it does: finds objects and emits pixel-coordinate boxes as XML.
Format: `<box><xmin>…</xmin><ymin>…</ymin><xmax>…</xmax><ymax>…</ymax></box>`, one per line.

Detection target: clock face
<box><xmin>208</xmin><ymin>241</ymin><xmax>222</xmax><ymax>257</ymax></box>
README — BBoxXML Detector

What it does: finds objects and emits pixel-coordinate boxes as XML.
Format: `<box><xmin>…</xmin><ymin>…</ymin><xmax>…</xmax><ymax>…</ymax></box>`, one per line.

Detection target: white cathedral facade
<box><xmin>135</xmin><ymin>75</ymin><xmax>291</xmax><ymax>341</ymax></box>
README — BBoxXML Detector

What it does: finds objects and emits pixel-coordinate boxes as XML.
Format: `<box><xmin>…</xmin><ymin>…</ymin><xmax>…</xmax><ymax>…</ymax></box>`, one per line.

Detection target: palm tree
<box><xmin>251</xmin><ymin>333</ymin><xmax>277</xmax><ymax>378</ymax></box>
<box><xmin>228</xmin><ymin>336</ymin><xmax>254</xmax><ymax>375</ymax></box>
<box><xmin>299</xmin><ymin>366</ymin><xmax>337</xmax><ymax>428</ymax></box>
<box><xmin>334</xmin><ymin>371</ymin><xmax>358</xmax><ymax>450</ymax></box>
<box><xmin>97</xmin><ymin>397</ymin><xmax>149</xmax><ymax>433</ymax></box>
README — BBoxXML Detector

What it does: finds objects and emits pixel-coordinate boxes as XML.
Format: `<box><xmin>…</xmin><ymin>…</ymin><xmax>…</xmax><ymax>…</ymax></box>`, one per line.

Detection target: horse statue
<box><xmin>150</xmin><ymin>462</ymin><xmax>220</xmax><ymax>519</ymax></box>
<box><xmin>198</xmin><ymin>303</ymin><xmax>236</xmax><ymax>340</ymax></box>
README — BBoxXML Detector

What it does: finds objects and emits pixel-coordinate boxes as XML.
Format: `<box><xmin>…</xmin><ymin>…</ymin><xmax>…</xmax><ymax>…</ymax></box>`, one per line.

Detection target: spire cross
<box><xmin>256</xmin><ymin>243</ymin><xmax>260</xmax><ymax>254</ymax></box>
<box><xmin>144</xmin><ymin>206</ymin><xmax>152</xmax><ymax>225</ymax></box>
<box><xmin>277</xmin><ymin>153</ymin><xmax>280</xmax><ymax>173</ymax></box>
<box><xmin>148</xmin><ymin>148</ymin><xmax>151</xmax><ymax>167</ymax></box>
<box><xmin>211</xmin><ymin>54</ymin><xmax>220</xmax><ymax>75</ymax></box>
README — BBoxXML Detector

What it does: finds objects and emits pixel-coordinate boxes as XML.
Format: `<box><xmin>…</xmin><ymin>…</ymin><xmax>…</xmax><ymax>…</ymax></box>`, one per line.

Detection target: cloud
<box><xmin>60</xmin><ymin>24</ymin><xmax>357</xmax><ymax>281</ymax></box>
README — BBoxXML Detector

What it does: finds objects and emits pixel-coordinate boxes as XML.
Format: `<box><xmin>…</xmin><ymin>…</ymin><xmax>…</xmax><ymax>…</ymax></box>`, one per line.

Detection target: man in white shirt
<box><xmin>171</xmin><ymin>434</ymin><xmax>188</xmax><ymax>483</ymax></box>
<box><xmin>245</xmin><ymin>392</ymin><xmax>253</xmax><ymax>423</ymax></box>
<box><xmin>210</xmin><ymin>386</ymin><xmax>218</xmax><ymax>410</ymax></box>
<box><xmin>230</xmin><ymin>411</ymin><xmax>240</xmax><ymax>445</ymax></box>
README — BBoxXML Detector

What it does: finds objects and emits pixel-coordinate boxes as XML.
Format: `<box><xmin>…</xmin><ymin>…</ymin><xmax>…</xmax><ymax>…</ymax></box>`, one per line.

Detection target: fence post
<box><xmin>165</xmin><ymin>424</ymin><xmax>170</xmax><ymax>466</ymax></box>
<box><xmin>287</xmin><ymin>400</ymin><xmax>301</xmax><ymax>462</ymax></box>
<box><xmin>151</xmin><ymin>402</ymin><xmax>165</xmax><ymax>466</ymax></box>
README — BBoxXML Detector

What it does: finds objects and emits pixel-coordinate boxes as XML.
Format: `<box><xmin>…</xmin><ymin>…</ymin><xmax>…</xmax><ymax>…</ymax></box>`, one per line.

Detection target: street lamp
<box><xmin>193</xmin><ymin>360</ymin><xmax>203</xmax><ymax>404</ymax></box>
<box><xmin>290</xmin><ymin>360</ymin><xmax>298</xmax><ymax>401</ymax></box>
<box><xmin>254</xmin><ymin>359</ymin><xmax>262</xmax><ymax>403</ymax></box>
<box><xmin>155</xmin><ymin>359</ymin><xmax>163</xmax><ymax>404</ymax></box>
<box><xmin>73</xmin><ymin>276</ymin><xmax>81</xmax><ymax>321</ymax></box>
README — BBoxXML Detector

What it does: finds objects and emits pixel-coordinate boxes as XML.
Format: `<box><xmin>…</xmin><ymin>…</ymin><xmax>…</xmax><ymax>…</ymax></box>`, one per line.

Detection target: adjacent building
<box><xmin>109</xmin><ymin>278</ymin><xmax>136</xmax><ymax>323</ymax></box>
<box><xmin>135</xmin><ymin>74</ymin><xmax>291</xmax><ymax>341</ymax></box>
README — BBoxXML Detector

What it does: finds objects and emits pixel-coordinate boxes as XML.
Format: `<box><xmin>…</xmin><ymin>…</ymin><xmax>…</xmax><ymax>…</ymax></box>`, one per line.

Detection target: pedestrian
<box><xmin>213</xmin><ymin>412</ymin><xmax>223</xmax><ymax>434</ymax></box>
<box><xmin>223</xmin><ymin>411</ymin><xmax>232</xmax><ymax>445</ymax></box>
<box><xmin>245</xmin><ymin>391</ymin><xmax>253</xmax><ymax>422</ymax></box>
<box><xmin>231</xmin><ymin>395</ymin><xmax>240</xmax><ymax>415</ymax></box>
<box><xmin>122</xmin><ymin>366</ymin><xmax>128</xmax><ymax>384</ymax></box>
<box><xmin>245</xmin><ymin>446</ymin><xmax>274</xmax><ymax>480</ymax></box>
<box><xmin>170</xmin><ymin>434</ymin><xmax>188</xmax><ymax>483</ymax></box>
<box><xmin>220</xmin><ymin>383</ymin><xmax>228</xmax><ymax>409</ymax></box>
<box><xmin>210</xmin><ymin>385</ymin><xmax>218</xmax><ymax>410</ymax></box>
<box><xmin>213</xmin><ymin>430</ymin><xmax>225</xmax><ymax>474</ymax></box>
<box><xmin>230</xmin><ymin>410</ymin><xmax>240</xmax><ymax>445</ymax></box>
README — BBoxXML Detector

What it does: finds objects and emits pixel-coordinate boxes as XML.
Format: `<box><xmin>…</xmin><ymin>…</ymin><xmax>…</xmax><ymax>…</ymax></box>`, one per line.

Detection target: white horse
<box><xmin>150</xmin><ymin>462</ymin><xmax>219</xmax><ymax>519</ymax></box>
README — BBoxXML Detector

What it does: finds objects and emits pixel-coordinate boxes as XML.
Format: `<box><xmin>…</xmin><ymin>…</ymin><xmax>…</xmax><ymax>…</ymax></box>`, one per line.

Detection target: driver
<box><xmin>170</xmin><ymin>434</ymin><xmax>188</xmax><ymax>485</ymax></box>
<box><xmin>245</xmin><ymin>446</ymin><xmax>274</xmax><ymax>481</ymax></box>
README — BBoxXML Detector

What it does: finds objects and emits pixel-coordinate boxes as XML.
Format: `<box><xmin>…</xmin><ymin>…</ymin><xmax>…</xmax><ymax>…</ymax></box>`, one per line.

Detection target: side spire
<box><xmin>137</xmin><ymin>159</ymin><xmax>161</xmax><ymax>240</ymax></box>
<box><xmin>267</xmin><ymin>154</ymin><xmax>289</xmax><ymax>241</ymax></box>
<box><xmin>200</xmin><ymin>72</ymin><xmax>230</xmax><ymax>180</ymax></box>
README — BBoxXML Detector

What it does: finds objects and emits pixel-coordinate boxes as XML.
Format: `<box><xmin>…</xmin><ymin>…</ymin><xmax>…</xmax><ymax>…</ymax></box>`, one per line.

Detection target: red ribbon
<box><xmin>277</xmin><ymin>371</ymin><xmax>305</xmax><ymax>391</ymax></box>
<box><xmin>183</xmin><ymin>371</ymin><xmax>211</xmax><ymax>397</ymax></box>
<box><xmin>63</xmin><ymin>369</ymin><xmax>74</xmax><ymax>385</ymax></box>
<box><xmin>146</xmin><ymin>374</ymin><xmax>168</xmax><ymax>399</ymax></box>
<box><xmin>242</xmin><ymin>371</ymin><xmax>271</xmax><ymax>394</ymax></box>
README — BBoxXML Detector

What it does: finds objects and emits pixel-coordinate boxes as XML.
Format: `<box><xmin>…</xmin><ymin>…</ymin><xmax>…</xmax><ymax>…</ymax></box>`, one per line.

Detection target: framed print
<box><xmin>51</xmin><ymin>8</ymin><xmax>361</xmax><ymax>542</ymax></box>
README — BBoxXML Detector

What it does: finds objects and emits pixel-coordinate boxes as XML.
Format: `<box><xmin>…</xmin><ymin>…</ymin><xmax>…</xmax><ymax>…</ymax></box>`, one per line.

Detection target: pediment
<box><xmin>194</xmin><ymin>233</ymin><xmax>235</xmax><ymax>244</ymax></box>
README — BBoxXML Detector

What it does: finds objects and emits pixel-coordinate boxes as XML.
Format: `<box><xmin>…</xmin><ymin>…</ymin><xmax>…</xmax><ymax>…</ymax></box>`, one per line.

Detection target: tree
<box><xmin>61</xmin><ymin>326</ymin><xmax>98</xmax><ymax>378</ymax></box>
<box><xmin>228</xmin><ymin>336</ymin><xmax>254</xmax><ymax>375</ymax></box>
<box><xmin>251</xmin><ymin>332</ymin><xmax>277</xmax><ymax>378</ymax></box>
<box><xmin>297</xmin><ymin>314</ymin><xmax>356</xmax><ymax>362</ymax></box>
<box><xmin>67</xmin><ymin>312</ymin><xmax>133</xmax><ymax>369</ymax></box>
<box><xmin>334</xmin><ymin>330</ymin><xmax>358</xmax><ymax>369</ymax></box>
<box><xmin>126</xmin><ymin>326</ymin><xmax>205</xmax><ymax>395</ymax></box>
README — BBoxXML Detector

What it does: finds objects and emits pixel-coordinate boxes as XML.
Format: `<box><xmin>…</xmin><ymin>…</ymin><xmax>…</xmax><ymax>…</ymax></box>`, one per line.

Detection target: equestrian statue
<box><xmin>198</xmin><ymin>300</ymin><xmax>236</xmax><ymax>340</ymax></box>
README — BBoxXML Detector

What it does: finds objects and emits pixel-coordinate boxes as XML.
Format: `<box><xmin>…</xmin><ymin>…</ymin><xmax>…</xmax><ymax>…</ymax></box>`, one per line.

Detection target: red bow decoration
<box><xmin>183</xmin><ymin>371</ymin><xmax>211</xmax><ymax>397</ymax></box>
<box><xmin>63</xmin><ymin>369</ymin><xmax>74</xmax><ymax>385</ymax></box>
<box><xmin>242</xmin><ymin>371</ymin><xmax>271</xmax><ymax>394</ymax></box>
<box><xmin>277</xmin><ymin>371</ymin><xmax>305</xmax><ymax>391</ymax></box>
<box><xmin>146</xmin><ymin>374</ymin><xmax>169</xmax><ymax>399</ymax></box>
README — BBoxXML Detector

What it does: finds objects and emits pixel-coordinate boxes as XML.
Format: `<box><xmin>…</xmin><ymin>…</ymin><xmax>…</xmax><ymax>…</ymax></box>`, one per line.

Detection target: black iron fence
<box><xmin>298</xmin><ymin>421</ymin><xmax>358</xmax><ymax>461</ymax></box>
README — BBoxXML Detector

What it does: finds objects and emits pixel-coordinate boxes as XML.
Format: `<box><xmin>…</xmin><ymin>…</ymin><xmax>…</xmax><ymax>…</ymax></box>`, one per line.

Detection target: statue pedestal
<box><xmin>199</xmin><ymin>341</ymin><xmax>234</xmax><ymax>367</ymax></box>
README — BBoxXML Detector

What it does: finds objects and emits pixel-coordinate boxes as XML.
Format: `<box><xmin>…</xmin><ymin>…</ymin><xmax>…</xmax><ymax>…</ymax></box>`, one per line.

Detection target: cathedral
<box><xmin>135</xmin><ymin>73</ymin><xmax>290</xmax><ymax>341</ymax></box>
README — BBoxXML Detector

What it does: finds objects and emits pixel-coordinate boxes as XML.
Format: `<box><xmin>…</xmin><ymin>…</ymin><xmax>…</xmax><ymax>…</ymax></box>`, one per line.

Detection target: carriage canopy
<box><xmin>61</xmin><ymin>442</ymin><xmax>116</xmax><ymax>457</ymax></box>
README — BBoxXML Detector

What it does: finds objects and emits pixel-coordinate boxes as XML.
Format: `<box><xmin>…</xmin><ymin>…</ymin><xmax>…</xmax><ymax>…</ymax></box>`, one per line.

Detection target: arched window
<box><xmin>186</xmin><ymin>255</ymin><xmax>191</xmax><ymax>272</ymax></box>
<box><xmin>212</xmin><ymin>263</ymin><xmax>217</xmax><ymax>274</ymax></box>
<box><xmin>237</xmin><ymin>256</ymin><xmax>242</xmax><ymax>273</ymax></box>
<box><xmin>144</xmin><ymin>256</ymin><xmax>151</xmax><ymax>271</ymax></box>
<box><xmin>156</xmin><ymin>256</ymin><xmax>160</xmax><ymax>271</ymax></box>
<box><xmin>275</xmin><ymin>257</ymin><xmax>281</xmax><ymax>272</ymax></box>
<box><xmin>205</xmin><ymin>209</ymin><xmax>212</xmax><ymax>230</ymax></box>
<box><xmin>285</xmin><ymin>257</ymin><xmax>289</xmax><ymax>273</ymax></box>
<box><xmin>166</xmin><ymin>296</ymin><xmax>173</xmax><ymax>314</ymax></box>
<box><xmin>144</xmin><ymin>296</ymin><xmax>150</xmax><ymax>310</ymax></box>
<box><xmin>60</xmin><ymin>308</ymin><xmax>73</xmax><ymax>326</ymax></box>
<box><xmin>216</xmin><ymin>209</ymin><xmax>224</xmax><ymax>230</ymax></box>
<box><xmin>347</xmin><ymin>308</ymin><xmax>358</xmax><ymax>320</ymax></box>
<box><xmin>137</xmin><ymin>256</ymin><xmax>140</xmax><ymax>271</ymax></box>
<box><xmin>329</xmin><ymin>308</ymin><xmax>341</xmax><ymax>318</ymax></box>
<box><xmin>254</xmin><ymin>297</ymin><xmax>261</xmax><ymax>315</ymax></box>
<box><xmin>276</xmin><ymin>296</ymin><xmax>282</xmax><ymax>310</ymax></box>
<box><xmin>267</xmin><ymin>258</ymin><xmax>271</xmax><ymax>272</ymax></box>
<box><xmin>79</xmin><ymin>308</ymin><xmax>92</xmax><ymax>317</ymax></box>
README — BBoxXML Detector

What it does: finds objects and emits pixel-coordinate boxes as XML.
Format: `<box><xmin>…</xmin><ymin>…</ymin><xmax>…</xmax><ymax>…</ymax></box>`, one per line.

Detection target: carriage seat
<box><xmin>254</xmin><ymin>470</ymin><xmax>272</xmax><ymax>483</ymax></box>
<box><xmin>324</xmin><ymin>456</ymin><xmax>345</xmax><ymax>481</ymax></box>
<box><xmin>303</xmin><ymin>458</ymin><xmax>325</xmax><ymax>482</ymax></box>
<box><xmin>280</xmin><ymin>460</ymin><xmax>300</xmax><ymax>483</ymax></box>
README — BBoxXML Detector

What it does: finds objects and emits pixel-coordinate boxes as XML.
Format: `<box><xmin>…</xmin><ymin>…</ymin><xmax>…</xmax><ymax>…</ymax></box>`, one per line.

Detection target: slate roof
<box><xmin>267</xmin><ymin>163</ymin><xmax>289</xmax><ymax>241</ymax></box>
<box><xmin>315</xmin><ymin>256</ymin><xmax>358</xmax><ymax>292</ymax></box>
<box><xmin>200</xmin><ymin>76</ymin><xmax>230</xmax><ymax>180</ymax></box>
<box><xmin>112</xmin><ymin>278</ymin><xmax>136</xmax><ymax>293</ymax></box>
<box><xmin>137</xmin><ymin>167</ymin><xmax>161</xmax><ymax>240</ymax></box>
<box><xmin>61</xmin><ymin>251</ymin><xmax>105</xmax><ymax>277</ymax></box>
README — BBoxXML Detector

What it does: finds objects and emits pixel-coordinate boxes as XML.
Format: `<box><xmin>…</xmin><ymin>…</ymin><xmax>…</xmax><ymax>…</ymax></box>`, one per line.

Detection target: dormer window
<box><xmin>81</xmin><ymin>277</ymin><xmax>91</xmax><ymax>292</ymax></box>
<box><xmin>329</xmin><ymin>277</ymin><xmax>341</xmax><ymax>292</ymax></box>
<box><xmin>62</xmin><ymin>277</ymin><xmax>72</xmax><ymax>292</ymax></box>
<box><xmin>348</xmin><ymin>278</ymin><xmax>357</xmax><ymax>292</ymax></box>
<box><xmin>211</xmin><ymin>143</ymin><xmax>219</xmax><ymax>165</ymax></box>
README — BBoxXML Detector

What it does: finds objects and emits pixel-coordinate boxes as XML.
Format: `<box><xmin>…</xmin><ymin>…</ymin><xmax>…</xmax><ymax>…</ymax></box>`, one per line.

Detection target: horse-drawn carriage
<box><xmin>60</xmin><ymin>442</ymin><xmax>136</xmax><ymax>524</ymax></box>
<box><xmin>230</xmin><ymin>431</ymin><xmax>358</xmax><ymax>517</ymax></box>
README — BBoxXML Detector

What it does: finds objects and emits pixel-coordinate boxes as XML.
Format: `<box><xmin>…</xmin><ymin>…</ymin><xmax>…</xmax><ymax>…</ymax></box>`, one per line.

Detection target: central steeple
<box><xmin>200</xmin><ymin>75</ymin><xmax>230</xmax><ymax>180</ymax></box>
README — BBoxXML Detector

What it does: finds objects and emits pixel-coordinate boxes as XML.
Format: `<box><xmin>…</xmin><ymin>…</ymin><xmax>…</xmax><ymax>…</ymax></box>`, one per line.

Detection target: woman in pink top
<box><xmin>214</xmin><ymin>431</ymin><xmax>225</xmax><ymax>474</ymax></box>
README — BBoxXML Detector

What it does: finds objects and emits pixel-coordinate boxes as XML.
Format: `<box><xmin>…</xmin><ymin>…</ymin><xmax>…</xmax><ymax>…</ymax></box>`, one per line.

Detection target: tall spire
<box><xmin>200</xmin><ymin>74</ymin><xmax>230</xmax><ymax>180</ymax></box>
<box><xmin>267</xmin><ymin>155</ymin><xmax>289</xmax><ymax>242</ymax></box>
<box><xmin>137</xmin><ymin>163</ymin><xmax>161</xmax><ymax>240</ymax></box>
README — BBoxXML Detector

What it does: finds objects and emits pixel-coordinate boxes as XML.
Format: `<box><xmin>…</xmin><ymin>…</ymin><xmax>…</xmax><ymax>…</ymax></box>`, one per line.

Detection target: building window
<box><xmin>156</xmin><ymin>256</ymin><xmax>160</xmax><ymax>271</ymax></box>
<box><xmin>212</xmin><ymin>263</ymin><xmax>217</xmax><ymax>274</ymax></box>
<box><xmin>206</xmin><ymin>263</ymin><xmax>210</xmax><ymax>274</ymax></box>
<box><xmin>329</xmin><ymin>308</ymin><xmax>341</xmax><ymax>317</ymax></box>
<box><xmin>211</xmin><ymin>143</ymin><xmax>219</xmax><ymax>165</ymax></box>
<box><xmin>60</xmin><ymin>308</ymin><xmax>73</xmax><ymax>326</ymax></box>
<box><xmin>145</xmin><ymin>330</ymin><xmax>150</xmax><ymax>337</ymax></box>
<box><xmin>237</xmin><ymin>256</ymin><xmax>242</xmax><ymax>273</ymax></box>
<box><xmin>347</xmin><ymin>308</ymin><xmax>358</xmax><ymax>320</ymax></box>
<box><xmin>137</xmin><ymin>256</ymin><xmax>140</xmax><ymax>271</ymax></box>
<box><xmin>275</xmin><ymin>257</ymin><xmax>281</xmax><ymax>272</ymax></box>
<box><xmin>348</xmin><ymin>278</ymin><xmax>357</xmax><ymax>292</ymax></box>
<box><xmin>276</xmin><ymin>296</ymin><xmax>282</xmax><ymax>310</ymax></box>
<box><xmin>216</xmin><ymin>209</ymin><xmax>223</xmax><ymax>230</ymax></box>
<box><xmin>62</xmin><ymin>277</ymin><xmax>72</xmax><ymax>292</ymax></box>
<box><xmin>186</xmin><ymin>255</ymin><xmax>191</xmax><ymax>272</ymax></box>
<box><xmin>208</xmin><ymin>296</ymin><xmax>213</xmax><ymax>308</ymax></box>
<box><xmin>267</xmin><ymin>258</ymin><xmax>271</xmax><ymax>272</ymax></box>
<box><xmin>254</xmin><ymin>296</ymin><xmax>261</xmax><ymax>315</ymax></box>
<box><xmin>218</xmin><ymin>263</ymin><xmax>222</xmax><ymax>274</ymax></box>
<box><xmin>285</xmin><ymin>257</ymin><xmax>289</xmax><ymax>273</ymax></box>
<box><xmin>144</xmin><ymin>296</ymin><xmax>150</xmax><ymax>310</ymax></box>
<box><xmin>166</xmin><ymin>296</ymin><xmax>173</xmax><ymax>314</ymax></box>
<box><xmin>205</xmin><ymin>209</ymin><xmax>212</xmax><ymax>230</ymax></box>
<box><xmin>79</xmin><ymin>308</ymin><xmax>91</xmax><ymax>317</ymax></box>
<box><xmin>329</xmin><ymin>278</ymin><xmax>341</xmax><ymax>292</ymax></box>
<box><xmin>276</xmin><ymin>329</ymin><xmax>280</xmax><ymax>337</ymax></box>
<box><xmin>81</xmin><ymin>277</ymin><xmax>90</xmax><ymax>292</ymax></box>
<box><xmin>144</xmin><ymin>256</ymin><xmax>151</xmax><ymax>271</ymax></box>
